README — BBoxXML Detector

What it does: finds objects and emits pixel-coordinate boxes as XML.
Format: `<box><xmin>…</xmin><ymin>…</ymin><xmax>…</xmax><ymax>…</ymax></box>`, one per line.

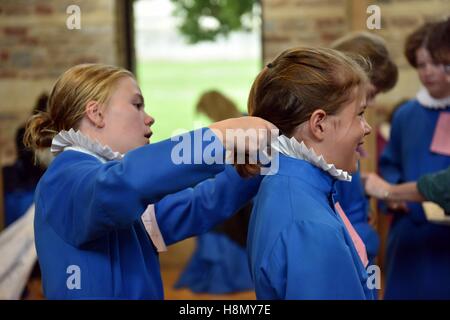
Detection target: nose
<box><xmin>363</xmin><ymin>118</ymin><xmax>372</xmax><ymax>136</ymax></box>
<box><xmin>424</xmin><ymin>62</ymin><xmax>438</xmax><ymax>77</ymax></box>
<box><xmin>144</xmin><ymin>111</ymin><xmax>155</xmax><ymax>126</ymax></box>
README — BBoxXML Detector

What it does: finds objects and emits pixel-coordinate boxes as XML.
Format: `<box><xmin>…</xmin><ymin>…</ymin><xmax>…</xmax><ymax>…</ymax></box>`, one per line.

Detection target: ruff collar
<box><xmin>416</xmin><ymin>88</ymin><xmax>450</xmax><ymax>110</ymax></box>
<box><xmin>51</xmin><ymin>129</ymin><xmax>123</xmax><ymax>163</ymax></box>
<box><xmin>272</xmin><ymin>135</ymin><xmax>352</xmax><ymax>182</ymax></box>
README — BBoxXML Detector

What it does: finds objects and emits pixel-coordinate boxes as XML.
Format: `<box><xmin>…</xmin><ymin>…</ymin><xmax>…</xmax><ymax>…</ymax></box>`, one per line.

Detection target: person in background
<box><xmin>364</xmin><ymin>18</ymin><xmax>450</xmax><ymax>216</ymax></box>
<box><xmin>379</xmin><ymin>20</ymin><xmax>450</xmax><ymax>299</ymax></box>
<box><xmin>2</xmin><ymin>93</ymin><xmax>48</xmax><ymax>226</ymax></box>
<box><xmin>427</xmin><ymin>17</ymin><xmax>450</xmax><ymax>77</ymax></box>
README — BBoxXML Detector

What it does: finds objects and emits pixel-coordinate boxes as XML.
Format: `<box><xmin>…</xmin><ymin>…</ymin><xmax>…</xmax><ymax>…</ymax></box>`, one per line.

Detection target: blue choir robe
<box><xmin>248</xmin><ymin>154</ymin><xmax>374</xmax><ymax>300</ymax></box>
<box><xmin>380</xmin><ymin>100</ymin><xmax>450</xmax><ymax>299</ymax></box>
<box><xmin>5</xmin><ymin>189</ymin><xmax>35</xmax><ymax>226</ymax></box>
<box><xmin>174</xmin><ymin>231</ymin><xmax>253</xmax><ymax>293</ymax></box>
<box><xmin>336</xmin><ymin>170</ymin><xmax>380</xmax><ymax>264</ymax></box>
<box><xmin>34</xmin><ymin>128</ymin><xmax>262</xmax><ymax>299</ymax></box>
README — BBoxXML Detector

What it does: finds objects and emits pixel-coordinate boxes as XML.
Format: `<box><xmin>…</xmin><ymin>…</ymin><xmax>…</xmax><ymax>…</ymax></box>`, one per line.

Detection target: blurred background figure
<box><xmin>427</xmin><ymin>17</ymin><xmax>450</xmax><ymax>75</ymax></box>
<box><xmin>2</xmin><ymin>93</ymin><xmax>48</xmax><ymax>226</ymax></box>
<box><xmin>0</xmin><ymin>93</ymin><xmax>51</xmax><ymax>300</ymax></box>
<box><xmin>175</xmin><ymin>90</ymin><xmax>254</xmax><ymax>294</ymax></box>
<box><xmin>379</xmin><ymin>19</ymin><xmax>450</xmax><ymax>300</ymax></box>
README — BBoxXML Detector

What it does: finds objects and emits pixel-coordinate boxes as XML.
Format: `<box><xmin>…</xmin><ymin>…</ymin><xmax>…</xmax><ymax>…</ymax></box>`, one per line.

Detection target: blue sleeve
<box><xmin>259</xmin><ymin>221</ymin><xmax>366</xmax><ymax>299</ymax></box>
<box><xmin>43</xmin><ymin>128</ymin><xmax>227</xmax><ymax>247</ymax></box>
<box><xmin>379</xmin><ymin>109</ymin><xmax>404</xmax><ymax>184</ymax></box>
<box><xmin>155</xmin><ymin>165</ymin><xmax>262</xmax><ymax>245</ymax></box>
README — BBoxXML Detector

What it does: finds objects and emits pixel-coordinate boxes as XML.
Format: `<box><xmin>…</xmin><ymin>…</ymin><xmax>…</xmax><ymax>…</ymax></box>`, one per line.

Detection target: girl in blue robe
<box><xmin>379</xmin><ymin>24</ymin><xmax>450</xmax><ymax>299</ymax></box>
<box><xmin>242</xmin><ymin>47</ymin><xmax>375</xmax><ymax>299</ymax></box>
<box><xmin>23</xmin><ymin>63</ymin><xmax>273</xmax><ymax>299</ymax></box>
<box><xmin>380</xmin><ymin>97</ymin><xmax>450</xmax><ymax>299</ymax></box>
<box><xmin>331</xmin><ymin>32</ymin><xmax>399</xmax><ymax>267</ymax></box>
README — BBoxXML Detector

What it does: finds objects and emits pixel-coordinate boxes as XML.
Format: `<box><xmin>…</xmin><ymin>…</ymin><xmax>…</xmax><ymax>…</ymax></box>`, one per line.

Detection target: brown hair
<box><xmin>24</xmin><ymin>64</ymin><xmax>134</xmax><ymax>151</ymax></box>
<box><xmin>332</xmin><ymin>32</ymin><xmax>398</xmax><ymax>92</ymax></box>
<box><xmin>404</xmin><ymin>23</ymin><xmax>433</xmax><ymax>68</ymax></box>
<box><xmin>196</xmin><ymin>90</ymin><xmax>241</xmax><ymax>122</ymax></box>
<box><xmin>237</xmin><ymin>47</ymin><xmax>369</xmax><ymax>177</ymax></box>
<box><xmin>427</xmin><ymin>17</ymin><xmax>450</xmax><ymax>65</ymax></box>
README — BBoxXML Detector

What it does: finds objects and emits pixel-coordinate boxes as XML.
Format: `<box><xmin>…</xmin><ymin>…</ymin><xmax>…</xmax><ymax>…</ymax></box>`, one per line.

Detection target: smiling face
<box><xmin>100</xmin><ymin>76</ymin><xmax>155</xmax><ymax>154</ymax></box>
<box><xmin>319</xmin><ymin>88</ymin><xmax>372</xmax><ymax>173</ymax></box>
<box><xmin>416</xmin><ymin>47</ymin><xmax>450</xmax><ymax>99</ymax></box>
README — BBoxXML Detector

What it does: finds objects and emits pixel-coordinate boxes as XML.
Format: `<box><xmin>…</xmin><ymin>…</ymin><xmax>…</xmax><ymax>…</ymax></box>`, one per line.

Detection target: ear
<box><xmin>308</xmin><ymin>109</ymin><xmax>327</xmax><ymax>141</ymax></box>
<box><xmin>84</xmin><ymin>101</ymin><xmax>105</xmax><ymax>128</ymax></box>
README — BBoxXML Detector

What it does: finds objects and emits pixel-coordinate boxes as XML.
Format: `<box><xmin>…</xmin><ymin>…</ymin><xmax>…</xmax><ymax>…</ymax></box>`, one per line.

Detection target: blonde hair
<box><xmin>24</xmin><ymin>63</ymin><xmax>134</xmax><ymax>151</ymax></box>
<box><xmin>237</xmin><ymin>47</ymin><xmax>369</xmax><ymax>177</ymax></box>
<box><xmin>196</xmin><ymin>90</ymin><xmax>241</xmax><ymax>122</ymax></box>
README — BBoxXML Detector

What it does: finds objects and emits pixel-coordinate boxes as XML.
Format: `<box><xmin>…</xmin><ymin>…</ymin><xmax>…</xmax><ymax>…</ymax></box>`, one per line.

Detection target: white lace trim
<box><xmin>272</xmin><ymin>135</ymin><xmax>352</xmax><ymax>182</ymax></box>
<box><xmin>50</xmin><ymin>129</ymin><xmax>124</xmax><ymax>162</ymax></box>
<box><xmin>416</xmin><ymin>88</ymin><xmax>450</xmax><ymax>110</ymax></box>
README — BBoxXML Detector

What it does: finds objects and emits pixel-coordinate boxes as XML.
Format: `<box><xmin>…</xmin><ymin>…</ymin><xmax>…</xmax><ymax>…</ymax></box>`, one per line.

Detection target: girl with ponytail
<box><xmin>243</xmin><ymin>47</ymin><xmax>374</xmax><ymax>299</ymax></box>
<box><xmin>25</xmin><ymin>63</ymin><xmax>273</xmax><ymax>299</ymax></box>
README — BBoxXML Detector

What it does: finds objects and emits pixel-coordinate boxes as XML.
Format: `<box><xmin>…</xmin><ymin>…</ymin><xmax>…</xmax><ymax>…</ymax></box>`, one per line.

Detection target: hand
<box><xmin>386</xmin><ymin>200</ymin><xmax>409</xmax><ymax>213</ymax></box>
<box><xmin>209</xmin><ymin>116</ymin><xmax>278</xmax><ymax>160</ymax></box>
<box><xmin>362</xmin><ymin>172</ymin><xmax>391</xmax><ymax>199</ymax></box>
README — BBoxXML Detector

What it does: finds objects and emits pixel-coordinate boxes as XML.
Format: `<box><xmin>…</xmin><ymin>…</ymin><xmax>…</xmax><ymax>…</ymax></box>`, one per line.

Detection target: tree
<box><xmin>170</xmin><ymin>0</ymin><xmax>258</xmax><ymax>44</ymax></box>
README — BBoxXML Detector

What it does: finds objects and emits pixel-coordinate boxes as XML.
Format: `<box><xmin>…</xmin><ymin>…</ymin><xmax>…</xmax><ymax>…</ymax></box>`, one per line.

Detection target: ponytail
<box><xmin>23</xmin><ymin>111</ymin><xmax>57</xmax><ymax>151</ymax></box>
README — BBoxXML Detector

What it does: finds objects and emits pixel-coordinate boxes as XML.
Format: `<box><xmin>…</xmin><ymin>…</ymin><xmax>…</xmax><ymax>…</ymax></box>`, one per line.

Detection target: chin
<box><xmin>345</xmin><ymin>156</ymin><xmax>359</xmax><ymax>173</ymax></box>
<box><xmin>348</xmin><ymin>164</ymin><xmax>358</xmax><ymax>174</ymax></box>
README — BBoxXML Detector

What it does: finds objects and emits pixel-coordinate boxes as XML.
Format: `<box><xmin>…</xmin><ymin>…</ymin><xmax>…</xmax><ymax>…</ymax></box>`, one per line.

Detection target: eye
<box><xmin>133</xmin><ymin>102</ymin><xmax>144</xmax><ymax>109</ymax></box>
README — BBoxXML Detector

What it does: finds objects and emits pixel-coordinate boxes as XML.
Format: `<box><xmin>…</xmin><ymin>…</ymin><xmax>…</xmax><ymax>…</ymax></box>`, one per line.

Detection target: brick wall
<box><xmin>0</xmin><ymin>0</ymin><xmax>126</xmax><ymax>165</ymax></box>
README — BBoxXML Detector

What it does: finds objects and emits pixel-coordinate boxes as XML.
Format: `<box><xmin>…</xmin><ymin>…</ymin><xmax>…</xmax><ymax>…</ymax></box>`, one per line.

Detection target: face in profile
<box><xmin>323</xmin><ymin>89</ymin><xmax>372</xmax><ymax>173</ymax></box>
<box><xmin>101</xmin><ymin>76</ymin><xmax>155</xmax><ymax>154</ymax></box>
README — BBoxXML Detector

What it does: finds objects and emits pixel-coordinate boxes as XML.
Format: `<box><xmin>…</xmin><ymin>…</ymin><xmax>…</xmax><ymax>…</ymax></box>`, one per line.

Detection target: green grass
<box><xmin>136</xmin><ymin>59</ymin><xmax>261</xmax><ymax>142</ymax></box>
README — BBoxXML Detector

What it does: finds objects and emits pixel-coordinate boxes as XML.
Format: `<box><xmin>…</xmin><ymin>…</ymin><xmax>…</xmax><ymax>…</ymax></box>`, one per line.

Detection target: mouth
<box><xmin>356</xmin><ymin>141</ymin><xmax>367</xmax><ymax>157</ymax></box>
<box><xmin>144</xmin><ymin>132</ymin><xmax>152</xmax><ymax>140</ymax></box>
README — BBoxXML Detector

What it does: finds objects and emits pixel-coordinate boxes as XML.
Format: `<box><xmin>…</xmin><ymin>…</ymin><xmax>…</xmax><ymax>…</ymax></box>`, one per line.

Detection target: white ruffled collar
<box><xmin>51</xmin><ymin>129</ymin><xmax>124</xmax><ymax>163</ymax></box>
<box><xmin>272</xmin><ymin>135</ymin><xmax>352</xmax><ymax>182</ymax></box>
<box><xmin>417</xmin><ymin>88</ymin><xmax>450</xmax><ymax>110</ymax></box>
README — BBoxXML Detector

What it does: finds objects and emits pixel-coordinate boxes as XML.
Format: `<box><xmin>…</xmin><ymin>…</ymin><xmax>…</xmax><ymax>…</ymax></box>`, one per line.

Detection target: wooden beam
<box><xmin>0</xmin><ymin>131</ymin><xmax>4</xmax><ymax>232</ymax></box>
<box><xmin>348</xmin><ymin>0</ymin><xmax>369</xmax><ymax>32</ymax></box>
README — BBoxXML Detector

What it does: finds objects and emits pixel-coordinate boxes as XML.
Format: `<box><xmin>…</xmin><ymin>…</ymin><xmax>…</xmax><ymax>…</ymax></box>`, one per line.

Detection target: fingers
<box><xmin>387</xmin><ymin>200</ymin><xmax>409</xmax><ymax>213</ymax></box>
<box><xmin>209</xmin><ymin>117</ymin><xmax>279</xmax><ymax>162</ymax></box>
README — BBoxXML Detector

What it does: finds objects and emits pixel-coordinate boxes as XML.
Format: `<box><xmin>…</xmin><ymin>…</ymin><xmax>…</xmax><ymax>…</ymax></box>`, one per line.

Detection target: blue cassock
<box><xmin>335</xmin><ymin>170</ymin><xmax>380</xmax><ymax>265</ymax></box>
<box><xmin>248</xmin><ymin>154</ymin><xmax>375</xmax><ymax>300</ymax></box>
<box><xmin>174</xmin><ymin>231</ymin><xmax>253</xmax><ymax>293</ymax></box>
<box><xmin>34</xmin><ymin>128</ymin><xmax>261</xmax><ymax>299</ymax></box>
<box><xmin>380</xmin><ymin>100</ymin><xmax>450</xmax><ymax>299</ymax></box>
